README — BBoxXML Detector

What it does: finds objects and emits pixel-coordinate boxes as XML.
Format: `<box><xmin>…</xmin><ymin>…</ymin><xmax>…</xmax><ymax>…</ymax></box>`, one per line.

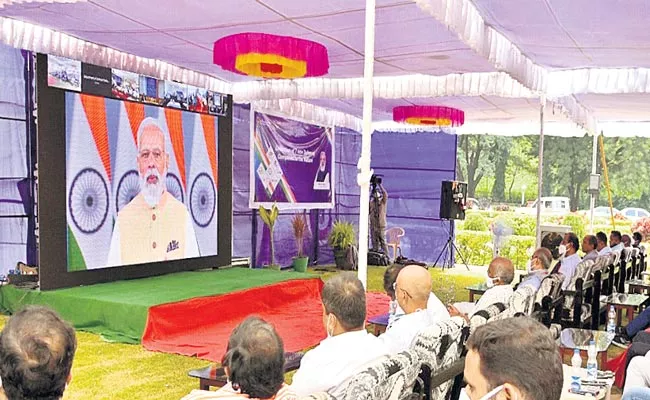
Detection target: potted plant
<box><xmin>291</xmin><ymin>212</ymin><xmax>309</xmax><ymax>272</ymax></box>
<box><xmin>328</xmin><ymin>220</ymin><xmax>357</xmax><ymax>270</ymax></box>
<box><xmin>259</xmin><ymin>204</ymin><xmax>280</xmax><ymax>270</ymax></box>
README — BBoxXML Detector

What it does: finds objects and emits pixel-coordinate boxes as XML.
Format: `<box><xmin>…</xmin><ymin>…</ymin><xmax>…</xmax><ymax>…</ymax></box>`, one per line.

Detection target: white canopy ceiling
<box><xmin>1</xmin><ymin>0</ymin><xmax>649</xmax><ymax>135</ymax></box>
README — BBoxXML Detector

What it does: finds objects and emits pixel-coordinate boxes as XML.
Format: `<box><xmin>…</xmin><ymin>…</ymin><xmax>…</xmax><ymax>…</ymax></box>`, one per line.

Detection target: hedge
<box><xmin>455</xmin><ymin>230</ymin><xmax>535</xmax><ymax>270</ymax></box>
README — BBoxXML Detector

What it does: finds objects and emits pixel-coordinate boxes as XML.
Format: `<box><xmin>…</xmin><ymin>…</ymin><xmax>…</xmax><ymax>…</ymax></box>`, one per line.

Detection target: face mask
<box><xmin>525</xmin><ymin>260</ymin><xmax>532</xmax><ymax>273</ymax></box>
<box><xmin>479</xmin><ymin>385</ymin><xmax>505</xmax><ymax>400</ymax></box>
<box><xmin>326</xmin><ymin>314</ymin><xmax>334</xmax><ymax>338</ymax></box>
<box><xmin>389</xmin><ymin>299</ymin><xmax>397</xmax><ymax>315</ymax></box>
<box><xmin>485</xmin><ymin>276</ymin><xmax>496</xmax><ymax>288</ymax></box>
<box><xmin>558</xmin><ymin>244</ymin><xmax>567</xmax><ymax>256</ymax></box>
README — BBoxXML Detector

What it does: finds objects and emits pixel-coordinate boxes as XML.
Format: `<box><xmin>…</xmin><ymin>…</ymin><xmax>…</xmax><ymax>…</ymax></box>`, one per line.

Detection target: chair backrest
<box><xmin>386</xmin><ymin>227</ymin><xmax>405</xmax><ymax>245</ymax></box>
<box><xmin>341</xmin><ymin>350</ymin><xmax>421</xmax><ymax>400</ymax></box>
<box><xmin>565</xmin><ymin>260</ymin><xmax>595</xmax><ymax>291</ymax></box>
<box><xmin>612</xmin><ymin>251</ymin><xmax>621</xmax><ymax>267</ymax></box>
<box><xmin>410</xmin><ymin>317</ymin><xmax>467</xmax><ymax>400</ymax></box>
<box><xmin>504</xmin><ymin>284</ymin><xmax>536</xmax><ymax>317</ymax></box>
<box><xmin>534</xmin><ymin>273</ymin><xmax>564</xmax><ymax>306</ymax></box>
<box><xmin>469</xmin><ymin>302</ymin><xmax>507</xmax><ymax>332</ymax></box>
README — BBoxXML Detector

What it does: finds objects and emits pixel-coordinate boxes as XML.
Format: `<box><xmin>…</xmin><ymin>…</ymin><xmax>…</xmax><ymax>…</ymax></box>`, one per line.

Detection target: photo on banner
<box><xmin>65</xmin><ymin>92</ymin><xmax>219</xmax><ymax>271</ymax></box>
<box><xmin>47</xmin><ymin>56</ymin><xmax>81</xmax><ymax>92</ymax></box>
<box><xmin>250</xmin><ymin>110</ymin><xmax>334</xmax><ymax>210</ymax></box>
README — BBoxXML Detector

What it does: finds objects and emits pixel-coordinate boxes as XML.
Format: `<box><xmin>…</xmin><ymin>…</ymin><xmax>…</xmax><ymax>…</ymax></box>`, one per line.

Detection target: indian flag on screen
<box><xmin>65</xmin><ymin>93</ymin><xmax>114</xmax><ymax>271</ymax></box>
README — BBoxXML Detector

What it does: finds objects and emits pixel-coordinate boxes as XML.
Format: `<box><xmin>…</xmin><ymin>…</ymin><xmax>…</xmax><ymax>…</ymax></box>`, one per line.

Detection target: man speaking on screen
<box><xmin>107</xmin><ymin>118</ymin><xmax>199</xmax><ymax>267</ymax></box>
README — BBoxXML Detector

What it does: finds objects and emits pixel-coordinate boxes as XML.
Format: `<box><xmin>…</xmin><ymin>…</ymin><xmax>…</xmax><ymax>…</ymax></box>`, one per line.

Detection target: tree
<box><xmin>457</xmin><ymin>135</ymin><xmax>493</xmax><ymax>198</ymax></box>
<box><xmin>490</xmin><ymin>137</ymin><xmax>510</xmax><ymax>202</ymax></box>
<box><xmin>506</xmin><ymin>137</ymin><xmax>537</xmax><ymax>203</ymax></box>
<box><xmin>541</xmin><ymin>136</ymin><xmax>592</xmax><ymax>211</ymax></box>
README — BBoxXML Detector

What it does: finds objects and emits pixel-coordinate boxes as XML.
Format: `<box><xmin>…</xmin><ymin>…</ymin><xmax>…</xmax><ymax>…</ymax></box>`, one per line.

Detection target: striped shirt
<box><xmin>181</xmin><ymin>383</ymin><xmax>297</xmax><ymax>400</ymax></box>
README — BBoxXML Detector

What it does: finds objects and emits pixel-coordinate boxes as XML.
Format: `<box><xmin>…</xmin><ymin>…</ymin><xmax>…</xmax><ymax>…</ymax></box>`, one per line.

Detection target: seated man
<box><xmin>383</xmin><ymin>263</ymin><xmax>449</xmax><ymax>326</ymax></box>
<box><xmin>614</xmin><ymin>310</ymin><xmax>650</xmax><ymax>347</ymax></box>
<box><xmin>519</xmin><ymin>248</ymin><xmax>552</xmax><ymax>292</ymax></box>
<box><xmin>611</xmin><ymin>230</ymin><xmax>624</xmax><ymax>252</ymax></box>
<box><xmin>553</xmin><ymin>232</ymin><xmax>581</xmax><ymax>290</ymax></box>
<box><xmin>182</xmin><ymin>316</ymin><xmax>296</xmax><ymax>400</ymax></box>
<box><xmin>633</xmin><ymin>232</ymin><xmax>644</xmax><ymax>249</ymax></box>
<box><xmin>462</xmin><ymin>316</ymin><xmax>563</xmax><ymax>400</ymax></box>
<box><xmin>0</xmin><ymin>306</ymin><xmax>77</xmax><ymax>400</ymax></box>
<box><xmin>378</xmin><ymin>265</ymin><xmax>437</xmax><ymax>354</ymax></box>
<box><xmin>624</xmin><ymin>353</ymin><xmax>650</xmax><ymax>395</ymax></box>
<box><xmin>582</xmin><ymin>234</ymin><xmax>600</xmax><ymax>262</ymax></box>
<box><xmin>623</xmin><ymin>234</ymin><xmax>633</xmax><ymax>248</ymax></box>
<box><xmin>290</xmin><ymin>273</ymin><xmax>387</xmax><ymax>397</ymax></box>
<box><xmin>597</xmin><ymin>231</ymin><xmax>612</xmax><ymax>255</ymax></box>
<box><xmin>448</xmin><ymin>257</ymin><xmax>515</xmax><ymax>320</ymax></box>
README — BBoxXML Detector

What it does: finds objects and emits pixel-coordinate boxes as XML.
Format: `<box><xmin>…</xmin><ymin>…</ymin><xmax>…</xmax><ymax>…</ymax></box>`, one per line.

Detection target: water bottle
<box><xmin>570</xmin><ymin>349</ymin><xmax>582</xmax><ymax>391</ymax></box>
<box><xmin>586</xmin><ymin>340</ymin><xmax>598</xmax><ymax>380</ymax></box>
<box><xmin>607</xmin><ymin>306</ymin><xmax>617</xmax><ymax>339</ymax></box>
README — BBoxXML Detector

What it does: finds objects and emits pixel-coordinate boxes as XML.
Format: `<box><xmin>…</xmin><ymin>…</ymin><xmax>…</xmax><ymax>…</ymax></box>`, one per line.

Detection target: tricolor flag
<box><xmin>65</xmin><ymin>93</ymin><xmax>113</xmax><ymax>270</ymax></box>
<box><xmin>185</xmin><ymin>112</ymin><xmax>218</xmax><ymax>256</ymax></box>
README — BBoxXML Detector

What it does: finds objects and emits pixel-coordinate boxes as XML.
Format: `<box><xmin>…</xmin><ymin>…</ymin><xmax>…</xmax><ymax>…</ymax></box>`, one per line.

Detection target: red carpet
<box><xmin>142</xmin><ymin>278</ymin><xmax>390</xmax><ymax>361</ymax></box>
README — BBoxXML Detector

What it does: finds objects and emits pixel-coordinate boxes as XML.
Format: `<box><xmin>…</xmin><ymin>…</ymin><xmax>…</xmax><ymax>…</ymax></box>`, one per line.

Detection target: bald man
<box><xmin>449</xmin><ymin>257</ymin><xmax>515</xmax><ymax>321</ymax></box>
<box><xmin>378</xmin><ymin>265</ymin><xmax>438</xmax><ymax>353</ymax></box>
<box><xmin>106</xmin><ymin>118</ymin><xmax>199</xmax><ymax>268</ymax></box>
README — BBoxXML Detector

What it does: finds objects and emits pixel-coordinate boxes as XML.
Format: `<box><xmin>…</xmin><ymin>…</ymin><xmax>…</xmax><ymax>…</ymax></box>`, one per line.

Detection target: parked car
<box><xmin>579</xmin><ymin>206</ymin><xmax>620</xmax><ymax>218</ymax></box>
<box><xmin>515</xmin><ymin>196</ymin><xmax>571</xmax><ymax>215</ymax></box>
<box><xmin>621</xmin><ymin>207</ymin><xmax>650</xmax><ymax>221</ymax></box>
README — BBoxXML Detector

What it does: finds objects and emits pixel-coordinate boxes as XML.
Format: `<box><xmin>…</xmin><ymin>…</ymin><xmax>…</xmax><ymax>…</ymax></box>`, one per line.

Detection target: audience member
<box><xmin>0</xmin><ymin>306</ymin><xmax>77</xmax><ymax>400</ymax></box>
<box><xmin>622</xmin><ymin>387</ymin><xmax>650</xmax><ymax>400</ymax></box>
<box><xmin>462</xmin><ymin>317</ymin><xmax>563</xmax><ymax>400</ymax></box>
<box><xmin>378</xmin><ymin>265</ymin><xmax>437</xmax><ymax>354</ymax></box>
<box><xmin>618</xmin><ymin>331</ymin><xmax>650</xmax><ymax>390</ymax></box>
<box><xmin>611</xmin><ymin>230</ymin><xmax>624</xmax><ymax>252</ymax></box>
<box><xmin>551</xmin><ymin>232</ymin><xmax>580</xmax><ymax>289</ymax></box>
<box><xmin>597</xmin><ymin>231</ymin><xmax>612</xmax><ymax>255</ymax></box>
<box><xmin>614</xmin><ymin>310</ymin><xmax>650</xmax><ymax>347</ymax></box>
<box><xmin>582</xmin><ymin>234</ymin><xmax>599</xmax><ymax>262</ymax></box>
<box><xmin>448</xmin><ymin>257</ymin><xmax>514</xmax><ymax>320</ymax></box>
<box><xmin>182</xmin><ymin>316</ymin><xmax>295</xmax><ymax>400</ymax></box>
<box><xmin>624</xmin><ymin>352</ymin><xmax>650</xmax><ymax>395</ymax></box>
<box><xmin>291</xmin><ymin>273</ymin><xmax>387</xmax><ymax>397</ymax></box>
<box><xmin>383</xmin><ymin>264</ymin><xmax>449</xmax><ymax>326</ymax></box>
<box><xmin>623</xmin><ymin>234</ymin><xmax>632</xmax><ymax>248</ymax></box>
<box><xmin>633</xmin><ymin>232</ymin><xmax>644</xmax><ymax>249</ymax></box>
<box><xmin>519</xmin><ymin>248</ymin><xmax>551</xmax><ymax>292</ymax></box>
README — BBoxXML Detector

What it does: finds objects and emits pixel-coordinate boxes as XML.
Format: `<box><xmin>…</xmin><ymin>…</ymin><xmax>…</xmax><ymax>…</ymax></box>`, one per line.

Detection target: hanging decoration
<box><xmin>213</xmin><ymin>33</ymin><xmax>329</xmax><ymax>79</ymax></box>
<box><xmin>393</xmin><ymin>105</ymin><xmax>465</xmax><ymax>126</ymax></box>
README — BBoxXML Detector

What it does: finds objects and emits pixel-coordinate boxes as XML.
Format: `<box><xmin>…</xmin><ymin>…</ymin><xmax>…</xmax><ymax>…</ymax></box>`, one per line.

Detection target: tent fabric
<box><xmin>142</xmin><ymin>279</ymin><xmax>389</xmax><ymax>361</ymax></box>
<box><xmin>0</xmin><ymin>268</ymin><xmax>313</xmax><ymax>344</ymax></box>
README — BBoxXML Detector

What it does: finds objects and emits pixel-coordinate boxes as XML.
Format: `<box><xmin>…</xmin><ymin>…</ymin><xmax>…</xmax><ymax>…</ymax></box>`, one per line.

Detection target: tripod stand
<box><xmin>433</xmin><ymin>219</ymin><xmax>469</xmax><ymax>270</ymax></box>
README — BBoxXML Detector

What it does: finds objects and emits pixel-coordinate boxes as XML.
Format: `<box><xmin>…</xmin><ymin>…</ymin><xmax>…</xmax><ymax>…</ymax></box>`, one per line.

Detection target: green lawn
<box><xmin>2</xmin><ymin>267</ymin><xmax>484</xmax><ymax>399</ymax></box>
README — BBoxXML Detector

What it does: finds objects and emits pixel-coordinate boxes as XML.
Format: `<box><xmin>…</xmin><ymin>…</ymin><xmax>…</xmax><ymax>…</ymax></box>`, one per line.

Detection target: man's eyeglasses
<box><xmin>392</xmin><ymin>282</ymin><xmax>412</xmax><ymax>298</ymax></box>
<box><xmin>139</xmin><ymin>150</ymin><xmax>163</xmax><ymax>161</ymax></box>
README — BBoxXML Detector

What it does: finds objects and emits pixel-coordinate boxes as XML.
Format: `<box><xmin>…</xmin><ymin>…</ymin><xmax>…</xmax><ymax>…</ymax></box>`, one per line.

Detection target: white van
<box><xmin>516</xmin><ymin>196</ymin><xmax>571</xmax><ymax>215</ymax></box>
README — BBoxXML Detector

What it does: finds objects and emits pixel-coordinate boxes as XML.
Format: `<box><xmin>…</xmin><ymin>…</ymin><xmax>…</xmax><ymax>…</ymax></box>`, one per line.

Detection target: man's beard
<box><xmin>140</xmin><ymin>168</ymin><xmax>165</xmax><ymax>208</ymax></box>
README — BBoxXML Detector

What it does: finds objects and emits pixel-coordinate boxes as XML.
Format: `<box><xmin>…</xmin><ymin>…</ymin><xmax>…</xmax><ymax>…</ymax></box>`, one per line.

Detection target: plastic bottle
<box><xmin>586</xmin><ymin>340</ymin><xmax>598</xmax><ymax>380</ymax></box>
<box><xmin>570</xmin><ymin>349</ymin><xmax>582</xmax><ymax>391</ymax></box>
<box><xmin>607</xmin><ymin>306</ymin><xmax>617</xmax><ymax>339</ymax></box>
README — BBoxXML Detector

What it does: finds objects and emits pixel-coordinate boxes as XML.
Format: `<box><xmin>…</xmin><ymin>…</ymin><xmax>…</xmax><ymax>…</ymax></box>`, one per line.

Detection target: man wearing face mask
<box><xmin>596</xmin><ymin>231</ymin><xmax>612</xmax><ymax>255</ymax></box>
<box><xmin>290</xmin><ymin>273</ymin><xmax>388</xmax><ymax>397</ymax></box>
<box><xmin>448</xmin><ymin>257</ymin><xmax>515</xmax><ymax>320</ymax></box>
<box><xmin>377</xmin><ymin>266</ymin><xmax>441</xmax><ymax>354</ymax></box>
<box><xmin>519</xmin><ymin>248</ymin><xmax>552</xmax><ymax>292</ymax></box>
<box><xmin>461</xmin><ymin>317</ymin><xmax>563</xmax><ymax>400</ymax></box>
<box><xmin>554</xmin><ymin>233</ymin><xmax>581</xmax><ymax>290</ymax></box>
<box><xmin>582</xmin><ymin>235</ymin><xmax>599</xmax><ymax>262</ymax></box>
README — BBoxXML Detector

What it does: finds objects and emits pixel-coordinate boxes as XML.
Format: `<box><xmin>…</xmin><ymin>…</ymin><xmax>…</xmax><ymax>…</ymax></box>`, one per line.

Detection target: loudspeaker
<box><xmin>439</xmin><ymin>181</ymin><xmax>467</xmax><ymax>220</ymax></box>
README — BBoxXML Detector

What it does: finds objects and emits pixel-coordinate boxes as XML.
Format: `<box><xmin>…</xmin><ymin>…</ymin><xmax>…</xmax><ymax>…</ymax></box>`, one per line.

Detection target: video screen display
<box><xmin>65</xmin><ymin>92</ymin><xmax>219</xmax><ymax>271</ymax></box>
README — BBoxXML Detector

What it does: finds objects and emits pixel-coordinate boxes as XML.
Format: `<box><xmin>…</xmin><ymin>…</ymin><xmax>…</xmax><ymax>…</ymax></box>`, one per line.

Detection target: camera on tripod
<box><xmin>370</xmin><ymin>174</ymin><xmax>383</xmax><ymax>198</ymax></box>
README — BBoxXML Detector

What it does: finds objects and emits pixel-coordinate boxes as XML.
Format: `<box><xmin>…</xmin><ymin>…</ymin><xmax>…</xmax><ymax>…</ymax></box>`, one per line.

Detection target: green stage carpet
<box><xmin>0</xmin><ymin>268</ymin><xmax>313</xmax><ymax>344</ymax></box>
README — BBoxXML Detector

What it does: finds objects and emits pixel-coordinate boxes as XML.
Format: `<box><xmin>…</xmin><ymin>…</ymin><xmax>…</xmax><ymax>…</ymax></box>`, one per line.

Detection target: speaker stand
<box><xmin>433</xmin><ymin>220</ymin><xmax>470</xmax><ymax>270</ymax></box>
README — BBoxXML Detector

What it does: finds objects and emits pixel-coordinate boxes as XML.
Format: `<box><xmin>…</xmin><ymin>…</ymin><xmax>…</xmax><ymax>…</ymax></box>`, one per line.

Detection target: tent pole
<box><xmin>535</xmin><ymin>95</ymin><xmax>546</xmax><ymax>248</ymax></box>
<box><xmin>589</xmin><ymin>132</ymin><xmax>598</xmax><ymax>234</ymax></box>
<box><xmin>356</xmin><ymin>0</ymin><xmax>376</xmax><ymax>289</ymax></box>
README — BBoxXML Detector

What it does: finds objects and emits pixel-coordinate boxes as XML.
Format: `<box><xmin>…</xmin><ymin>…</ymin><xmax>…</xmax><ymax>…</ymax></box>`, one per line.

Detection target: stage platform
<box><xmin>0</xmin><ymin>268</ymin><xmax>389</xmax><ymax>361</ymax></box>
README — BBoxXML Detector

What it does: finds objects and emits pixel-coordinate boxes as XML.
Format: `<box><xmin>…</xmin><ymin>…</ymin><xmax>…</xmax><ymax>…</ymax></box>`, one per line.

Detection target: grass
<box><xmin>0</xmin><ymin>266</ymin><xmax>512</xmax><ymax>399</ymax></box>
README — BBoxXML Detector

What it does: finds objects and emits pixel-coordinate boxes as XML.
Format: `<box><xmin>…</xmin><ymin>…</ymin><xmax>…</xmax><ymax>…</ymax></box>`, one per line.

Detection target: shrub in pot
<box><xmin>328</xmin><ymin>221</ymin><xmax>357</xmax><ymax>270</ymax></box>
<box><xmin>292</xmin><ymin>212</ymin><xmax>309</xmax><ymax>272</ymax></box>
<box><xmin>259</xmin><ymin>204</ymin><xmax>280</xmax><ymax>270</ymax></box>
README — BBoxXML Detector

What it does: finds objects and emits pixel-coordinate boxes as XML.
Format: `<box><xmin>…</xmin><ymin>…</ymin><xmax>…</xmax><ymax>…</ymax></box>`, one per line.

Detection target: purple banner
<box><xmin>250</xmin><ymin>111</ymin><xmax>334</xmax><ymax>209</ymax></box>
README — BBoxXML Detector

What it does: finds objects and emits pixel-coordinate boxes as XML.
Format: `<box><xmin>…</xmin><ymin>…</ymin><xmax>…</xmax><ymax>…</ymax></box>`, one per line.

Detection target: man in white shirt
<box><xmin>378</xmin><ymin>265</ymin><xmax>437</xmax><ymax>354</ymax></box>
<box><xmin>555</xmin><ymin>232</ymin><xmax>581</xmax><ymax>290</ymax></box>
<box><xmin>290</xmin><ymin>273</ymin><xmax>388</xmax><ymax>397</ymax></box>
<box><xmin>519</xmin><ymin>248</ymin><xmax>551</xmax><ymax>293</ymax></box>
<box><xmin>596</xmin><ymin>231</ymin><xmax>612</xmax><ymax>256</ymax></box>
<box><xmin>383</xmin><ymin>264</ymin><xmax>449</xmax><ymax>325</ymax></box>
<box><xmin>582</xmin><ymin>235</ymin><xmax>600</xmax><ymax>262</ymax></box>
<box><xmin>448</xmin><ymin>257</ymin><xmax>515</xmax><ymax>320</ymax></box>
<box><xmin>610</xmin><ymin>230</ymin><xmax>624</xmax><ymax>253</ymax></box>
